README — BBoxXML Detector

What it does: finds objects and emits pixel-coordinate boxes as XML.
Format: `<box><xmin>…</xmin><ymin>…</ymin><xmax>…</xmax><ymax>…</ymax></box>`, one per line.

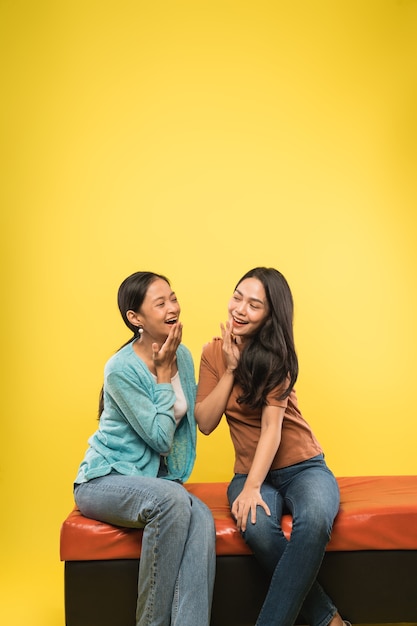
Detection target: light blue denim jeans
<box><xmin>227</xmin><ymin>454</ymin><xmax>340</xmax><ymax>626</ymax></box>
<box><xmin>74</xmin><ymin>473</ymin><xmax>216</xmax><ymax>626</ymax></box>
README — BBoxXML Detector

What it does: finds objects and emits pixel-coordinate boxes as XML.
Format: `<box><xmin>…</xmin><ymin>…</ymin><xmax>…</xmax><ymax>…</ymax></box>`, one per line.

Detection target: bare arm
<box><xmin>231</xmin><ymin>404</ymin><xmax>285</xmax><ymax>532</ymax></box>
<box><xmin>195</xmin><ymin>368</ymin><xmax>235</xmax><ymax>434</ymax></box>
<box><xmin>195</xmin><ymin>320</ymin><xmax>240</xmax><ymax>434</ymax></box>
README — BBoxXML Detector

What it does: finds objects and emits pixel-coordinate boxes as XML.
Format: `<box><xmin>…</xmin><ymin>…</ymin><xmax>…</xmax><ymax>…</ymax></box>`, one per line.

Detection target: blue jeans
<box><xmin>227</xmin><ymin>454</ymin><xmax>340</xmax><ymax>626</ymax></box>
<box><xmin>74</xmin><ymin>474</ymin><xmax>216</xmax><ymax>626</ymax></box>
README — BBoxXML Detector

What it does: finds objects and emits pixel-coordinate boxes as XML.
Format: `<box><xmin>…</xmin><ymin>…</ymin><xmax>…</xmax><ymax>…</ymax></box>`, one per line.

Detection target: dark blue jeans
<box><xmin>227</xmin><ymin>454</ymin><xmax>340</xmax><ymax>626</ymax></box>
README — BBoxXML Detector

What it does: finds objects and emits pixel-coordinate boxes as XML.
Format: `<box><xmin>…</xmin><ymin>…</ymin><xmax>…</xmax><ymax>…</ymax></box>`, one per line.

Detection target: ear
<box><xmin>126</xmin><ymin>310</ymin><xmax>142</xmax><ymax>328</ymax></box>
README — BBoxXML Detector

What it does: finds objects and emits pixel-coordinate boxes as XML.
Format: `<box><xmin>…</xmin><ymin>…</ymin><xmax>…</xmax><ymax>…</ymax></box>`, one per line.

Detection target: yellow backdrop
<box><xmin>1</xmin><ymin>1</ymin><xmax>416</xmax><ymax>625</ymax></box>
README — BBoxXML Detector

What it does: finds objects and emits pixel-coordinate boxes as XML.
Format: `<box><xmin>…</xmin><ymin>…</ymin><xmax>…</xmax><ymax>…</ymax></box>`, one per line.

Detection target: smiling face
<box><xmin>228</xmin><ymin>277</ymin><xmax>269</xmax><ymax>341</ymax></box>
<box><xmin>131</xmin><ymin>278</ymin><xmax>180</xmax><ymax>342</ymax></box>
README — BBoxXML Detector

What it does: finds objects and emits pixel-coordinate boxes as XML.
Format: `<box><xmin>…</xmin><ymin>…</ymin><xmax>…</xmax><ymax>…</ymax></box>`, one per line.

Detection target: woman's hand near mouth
<box><xmin>152</xmin><ymin>321</ymin><xmax>183</xmax><ymax>382</ymax></box>
<box><xmin>221</xmin><ymin>318</ymin><xmax>240</xmax><ymax>373</ymax></box>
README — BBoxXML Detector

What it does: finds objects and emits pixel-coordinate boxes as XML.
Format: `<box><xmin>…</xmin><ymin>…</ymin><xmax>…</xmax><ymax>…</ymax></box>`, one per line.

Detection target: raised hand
<box><xmin>152</xmin><ymin>322</ymin><xmax>183</xmax><ymax>375</ymax></box>
<box><xmin>221</xmin><ymin>318</ymin><xmax>240</xmax><ymax>373</ymax></box>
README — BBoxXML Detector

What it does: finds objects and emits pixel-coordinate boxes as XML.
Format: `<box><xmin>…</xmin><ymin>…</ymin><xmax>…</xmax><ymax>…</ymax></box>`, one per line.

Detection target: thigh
<box><xmin>74</xmin><ymin>473</ymin><xmax>189</xmax><ymax>528</ymax></box>
<box><xmin>273</xmin><ymin>458</ymin><xmax>340</xmax><ymax>525</ymax></box>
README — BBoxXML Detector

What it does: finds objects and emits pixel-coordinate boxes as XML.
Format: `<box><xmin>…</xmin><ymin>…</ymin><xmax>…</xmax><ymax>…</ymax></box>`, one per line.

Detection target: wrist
<box><xmin>244</xmin><ymin>478</ymin><xmax>262</xmax><ymax>491</ymax></box>
<box><xmin>155</xmin><ymin>366</ymin><xmax>172</xmax><ymax>383</ymax></box>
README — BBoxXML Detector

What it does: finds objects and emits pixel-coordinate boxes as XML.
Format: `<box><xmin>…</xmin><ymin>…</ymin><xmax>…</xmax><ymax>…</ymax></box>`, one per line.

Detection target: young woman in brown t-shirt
<box><xmin>196</xmin><ymin>267</ymin><xmax>349</xmax><ymax>626</ymax></box>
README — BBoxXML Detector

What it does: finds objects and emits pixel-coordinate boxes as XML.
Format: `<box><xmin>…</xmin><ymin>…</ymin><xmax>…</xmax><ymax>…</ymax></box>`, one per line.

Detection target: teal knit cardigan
<box><xmin>75</xmin><ymin>342</ymin><xmax>197</xmax><ymax>484</ymax></box>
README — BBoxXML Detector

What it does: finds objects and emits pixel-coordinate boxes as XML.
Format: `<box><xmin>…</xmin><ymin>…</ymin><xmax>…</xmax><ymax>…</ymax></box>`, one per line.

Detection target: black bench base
<box><xmin>65</xmin><ymin>551</ymin><xmax>417</xmax><ymax>626</ymax></box>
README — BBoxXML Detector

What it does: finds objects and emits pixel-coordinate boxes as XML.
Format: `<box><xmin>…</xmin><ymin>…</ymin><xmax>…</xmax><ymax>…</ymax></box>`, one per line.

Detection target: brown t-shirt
<box><xmin>196</xmin><ymin>338</ymin><xmax>323</xmax><ymax>474</ymax></box>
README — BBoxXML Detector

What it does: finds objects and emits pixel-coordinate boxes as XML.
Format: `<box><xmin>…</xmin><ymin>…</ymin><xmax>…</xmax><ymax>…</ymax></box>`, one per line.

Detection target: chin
<box><xmin>233</xmin><ymin>326</ymin><xmax>248</xmax><ymax>335</ymax></box>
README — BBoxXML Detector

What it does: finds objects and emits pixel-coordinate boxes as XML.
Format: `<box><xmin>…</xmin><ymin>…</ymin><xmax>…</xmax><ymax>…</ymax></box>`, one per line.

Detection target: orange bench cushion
<box><xmin>60</xmin><ymin>475</ymin><xmax>417</xmax><ymax>562</ymax></box>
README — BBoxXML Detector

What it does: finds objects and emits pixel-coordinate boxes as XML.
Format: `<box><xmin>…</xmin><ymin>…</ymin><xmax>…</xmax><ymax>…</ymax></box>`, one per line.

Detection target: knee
<box><xmin>293</xmin><ymin>504</ymin><xmax>335</xmax><ymax>544</ymax></box>
<box><xmin>166</xmin><ymin>482</ymin><xmax>193</xmax><ymax>509</ymax></box>
<box><xmin>242</xmin><ymin>507</ymin><xmax>284</xmax><ymax>552</ymax></box>
<box><xmin>153</xmin><ymin>482</ymin><xmax>194</xmax><ymax>525</ymax></box>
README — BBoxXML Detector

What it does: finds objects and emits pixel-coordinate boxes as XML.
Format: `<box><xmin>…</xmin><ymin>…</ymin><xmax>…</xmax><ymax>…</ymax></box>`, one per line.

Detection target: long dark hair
<box><xmin>233</xmin><ymin>267</ymin><xmax>298</xmax><ymax>409</ymax></box>
<box><xmin>98</xmin><ymin>271</ymin><xmax>170</xmax><ymax>417</ymax></box>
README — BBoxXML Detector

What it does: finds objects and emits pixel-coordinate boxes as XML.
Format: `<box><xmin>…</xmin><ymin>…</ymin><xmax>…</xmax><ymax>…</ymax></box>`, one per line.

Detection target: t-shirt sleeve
<box><xmin>265</xmin><ymin>380</ymin><xmax>290</xmax><ymax>409</ymax></box>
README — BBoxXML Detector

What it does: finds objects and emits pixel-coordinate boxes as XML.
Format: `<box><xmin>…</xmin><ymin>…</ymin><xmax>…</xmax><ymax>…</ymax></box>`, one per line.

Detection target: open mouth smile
<box><xmin>232</xmin><ymin>317</ymin><xmax>248</xmax><ymax>326</ymax></box>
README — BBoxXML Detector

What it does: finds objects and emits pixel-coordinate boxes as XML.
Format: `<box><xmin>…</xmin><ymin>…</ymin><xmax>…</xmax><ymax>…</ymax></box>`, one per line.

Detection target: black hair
<box><xmin>98</xmin><ymin>271</ymin><xmax>170</xmax><ymax>417</ymax></box>
<box><xmin>117</xmin><ymin>271</ymin><xmax>170</xmax><ymax>335</ymax></box>
<box><xmin>233</xmin><ymin>267</ymin><xmax>298</xmax><ymax>409</ymax></box>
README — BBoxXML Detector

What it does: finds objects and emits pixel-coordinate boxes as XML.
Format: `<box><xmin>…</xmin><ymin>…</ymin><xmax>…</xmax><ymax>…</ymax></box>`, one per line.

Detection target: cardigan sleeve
<box><xmin>105</xmin><ymin>367</ymin><xmax>177</xmax><ymax>455</ymax></box>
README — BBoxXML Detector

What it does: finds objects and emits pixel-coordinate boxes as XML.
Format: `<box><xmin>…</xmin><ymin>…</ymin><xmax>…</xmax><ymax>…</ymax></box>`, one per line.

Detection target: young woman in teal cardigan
<box><xmin>74</xmin><ymin>271</ymin><xmax>215</xmax><ymax>626</ymax></box>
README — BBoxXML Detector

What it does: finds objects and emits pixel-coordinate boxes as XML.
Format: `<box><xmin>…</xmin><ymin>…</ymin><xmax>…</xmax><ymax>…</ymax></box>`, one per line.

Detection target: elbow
<box><xmin>198</xmin><ymin>424</ymin><xmax>213</xmax><ymax>436</ymax></box>
<box><xmin>194</xmin><ymin>403</ymin><xmax>212</xmax><ymax>436</ymax></box>
<box><xmin>156</xmin><ymin>425</ymin><xmax>175</xmax><ymax>454</ymax></box>
<box><xmin>195</xmin><ymin>403</ymin><xmax>221</xmax><ymax>435</ymax></box>
<box><xmin>157</xmin><ymin>440</ymin><xmax>173</xmax><ymax>455</ymax></box>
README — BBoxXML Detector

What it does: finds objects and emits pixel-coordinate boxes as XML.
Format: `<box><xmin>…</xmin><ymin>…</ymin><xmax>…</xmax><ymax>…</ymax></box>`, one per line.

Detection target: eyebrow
<box><xmin>234</xmin><ymin>288</ymin><xmax>265</xmax><ymax>305</ymax></box>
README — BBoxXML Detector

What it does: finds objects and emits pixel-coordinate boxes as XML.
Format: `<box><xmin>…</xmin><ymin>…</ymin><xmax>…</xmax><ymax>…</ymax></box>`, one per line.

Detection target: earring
<box><xmin>137</xmin><ymin>326</ymin><xmax>144</xmax><ymax>338</ymax></box>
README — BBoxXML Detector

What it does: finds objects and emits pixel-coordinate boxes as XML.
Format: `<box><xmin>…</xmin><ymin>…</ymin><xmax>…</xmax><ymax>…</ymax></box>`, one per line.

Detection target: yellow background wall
<box><xmin>1</xmin><ymin>1</ymin><xmax>416</xmax><ymax>625</ymax></box>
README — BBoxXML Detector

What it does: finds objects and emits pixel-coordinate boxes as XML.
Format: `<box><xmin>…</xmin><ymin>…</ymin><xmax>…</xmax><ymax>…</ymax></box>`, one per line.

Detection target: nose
<box><xmin>234</xmin><ymin>301</ymin><xmax>246</xmax><ymax>315</ymax></box>
<box><xmin>168</xmin><ymin>300</ymin><xmax>180</xmax><ymax>314</ymax></box>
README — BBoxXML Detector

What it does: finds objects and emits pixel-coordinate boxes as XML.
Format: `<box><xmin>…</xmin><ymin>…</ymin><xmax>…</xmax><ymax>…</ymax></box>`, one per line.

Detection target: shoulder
<box><xmin>105</xmin><ymin>343</ymin><xmax>132</xmax><ymax>366</ymax></box>
<box><xmin>176</xmin><ymin>343</ymin><xmax>193</xmax><ymax>364</ymax></box>
<box><xmin>104</xmin><ymin>343</ymin><xmax>147</xmax><ymax>379</ymax></box>
<box><xmin>202</xmin><ymin>337</ymin><xmax>223</xmax><ymax>357</ymax></box>
<box><xmin>176</xmin><ymin>343</ymin><xmax>195</xmax><ymax>373</ymax></box>
<box><xmin>200</xmin><ymin>337</ymin><xmax>225</xmax><ymax>370</ymax></box>
<box><xmin>177</xmin><ymin>343</ymin><xmax>192</xmax><ymax>359</ymax></box>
